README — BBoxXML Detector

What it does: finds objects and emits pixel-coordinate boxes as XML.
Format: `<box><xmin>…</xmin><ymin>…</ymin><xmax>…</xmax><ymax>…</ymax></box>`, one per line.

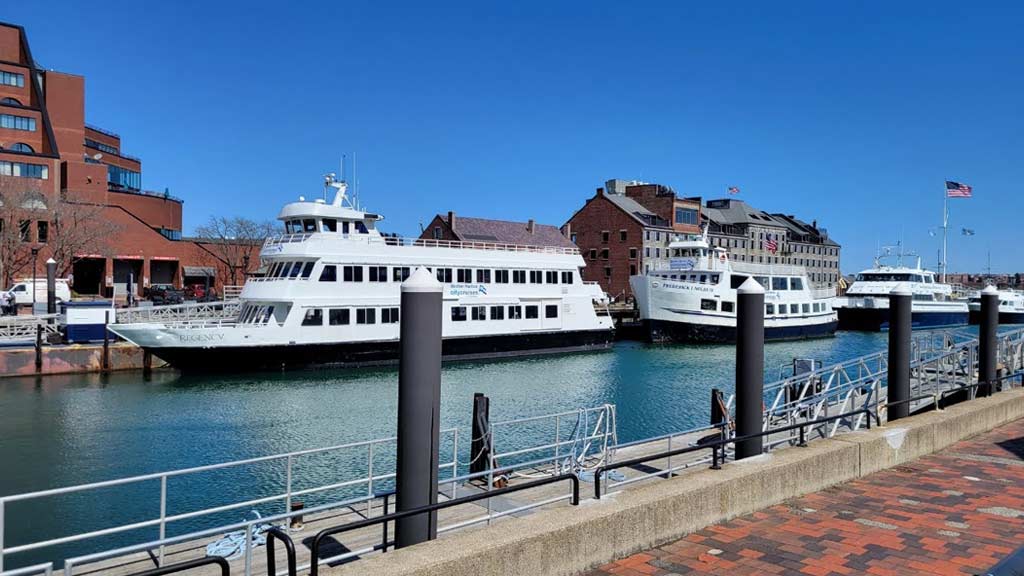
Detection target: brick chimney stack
<box><xmin>527</xmin><ymin>219</ymin><xmax>535</xmax><ymax>234</ymax></box>
<box><xmin>448</xmin><ymin>211</ymin><xmax>456</xmax><ymax>233</ymax></box>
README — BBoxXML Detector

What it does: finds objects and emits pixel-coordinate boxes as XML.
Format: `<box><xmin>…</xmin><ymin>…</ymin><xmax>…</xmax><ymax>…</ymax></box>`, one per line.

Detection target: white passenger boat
<box><xmin>835</xmin><ymin>253</ymin><xmax>968</xmax><ymax>331</ymax></box>
<box><xmin>629</xmin><ymin>230</ymin><xmax>837</xmax><ymax>343</ymax></box>
<box><xmin>968</xmin><ymin>289</ymin><xmax>1024</xmax><ymax>325</ymax></box>
<box><xmin>110</xmin><ymin>175</ymin><xmax>614</xmax><ymax>371</ymax></box>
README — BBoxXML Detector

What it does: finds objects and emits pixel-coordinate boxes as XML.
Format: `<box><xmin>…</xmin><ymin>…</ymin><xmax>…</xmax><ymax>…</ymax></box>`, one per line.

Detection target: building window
<box><xmin>18</xmin><ymin>220</ymin><xmax>30</xmax><ymax>242</ymax></box>
<box><xmin>619</xmin><ymin>230</ymin><xmax>627</xmax><ymax>242</ymax></box>
<box><xmin>392</xmin><ymin>267</ymin><xmax>410</xmax><ymax>282</ymax></box>
<box><xmin>36</xmin><ymin>221</ymin><xmax>48</xmax><ymax>243</ymax></box>
<box><xmin>329</xmin><ymin>308</ymin><xmax>350</xmax><ymax>325</ymax></box>
<box><xmin>604</xmin><ymin>267</ymin><xmax>612</xmax><ymax>278</ymax></box>
<box><xmin>436</xmin><ymin>267</ymin><xmax>452</xmax><ymax>283</ymax></box>
<box><xmin>589</xmin><ymin>249</ymin><xmax>597</xmax><ymax>260</ymax></box>
<box><xmin>525</xmin><ymin>305</ymin><xmax>539</xmax><ymax>319</ymax></box>
<box><xmin>561</xmin><ymin>271</ymin><xmax>573</xmax><ymax>284</ymax></box>
<box><xmin>471</xmin><ymin>306</ymin><xmax>486</xmax><ymax>320</ymax></box>
<box><xmin>601</xmin><ymin>248</ymin><xmax>609</xmax><ymax>260</ymax></box>
<box><xmin>545</xmin><ymin>271</ymin><xmax>557</xmax><ymax>284</ymax></box>
<box><xmin>629</xmin><ymin>248</ymin><xmax>637</xmax><ymax>260</ymax></box>
<box><xmin>0</xmin><ymin>114</ymin><xmax>33</xmax><ymax>131</ymax></box>
<box><xmin>495</xmin><ymin>270</ymin><xmax>509</xmax><ymax>283</ymax></box>
<box><xmin>675</xmin><ymin>208</ymin><xmax>698</xmax><ymax>225</ymax></box>
<box><xmin>513</xmin><ymin>270</ymin><xmax>526</xmax><ymax>284</ymax></box>
<box><xmin>343</xmin><ymin>265</ymin><xmax>363</xmax><ymax>282</ymax></box>
<box><xmin>1</xmin><ymin>97</ymin><xmax>22</xmax><ymax>106</ymax></box>
<box><xmin>357</xmin><ymin>308</ymin><xmax>377</xmax><ymax>324</ymax></box>
<box><xmin>476</xmin><ymin>269</ymin><xmax>491</xmax><ymax>283</ymax></box>
<box><xmin>319</xmin><ymin>265</ymin><xmax>337</xmax><ymax>281</ymax></box>
<box><xmin>630</xmin><ymin>264</ymin><xmax>637</xmax><ymax>275</ymax></box>
<box><xmin>508</xmin><ymin>305</ymin><xmax>522</xmax><ymax>319</ymax></box>
<box><xmin>545</xmin><ymin>305</ymin><xmax>558</xmax><ymax>318</ymax></box>
<box><xmin>9</xmin><ymin>143</ymin><xmax>33</xmax><ymax>153</ymax></box>
<box><xmin>601</xmin><ymin>230</ymin><xmax>610</xmax><ymax>243</ymax></box>
<box><xmin>570</xmin><ymin>233</ymin><xmax>577</xmax><ymax>243</ymax></box>
<box><xmin>0</xmin><ymin>161</ymin><xmax>48</xmax><ymax>179</ymax></box>
<box><xmin>490</xmin><ymin>305</ymin><xmax>505</xmax><ymax>320</ymax></box>
<box><xmin>451</xmin><ymin>306</ymin><xmax>467</xmax><ymax>321</ymax></box>
<box><xmin>529</xmin><ymin>270</ymin><xmax>542</xmax><ymax>284</ymax></box>
<box><xmin>301</xmin><ymin>309</ymin><xmax>323</xmax><ymax>326</ymax></box>
<box><xmin>107</xmin><ymin>165</ymin><xmax>141</xmax><ymax>190</ymax></box>
<box><xmin>432</xmin><ymin>226</ymin><xmax>442</xmax><ymax>239</ymax></box>
<box><xmin>382</xmin><ymin>307</ymin><xmax>400</xmax><ymax>323</ymax></box>
<box><xmin>84</xmin><ymin>138</ymin><xmax>119</xmax><ymax>155</ymax></box>
<box><xmin>0</xmin><ymin>71</ymin><xmax>24</xmax><ymax>88</ymax></box>
<box><xmin>457</xmin><ymin>268</ymin><xmax>472</xmax><ymax>283</ymax></box>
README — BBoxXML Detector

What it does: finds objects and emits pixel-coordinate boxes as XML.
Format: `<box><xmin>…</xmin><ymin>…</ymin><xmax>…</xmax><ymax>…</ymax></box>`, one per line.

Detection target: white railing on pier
<box><xmin>114</xmin><ymin>300</ymin><xmax>240</xmax><ymax>325</ymax></box>
<box><xmin>262</xmin><ymin>233</ymin><xmax>580</xmax><ymax>256</ymax></box>
<box><xmin>0</xmin><ymin>315</ymin><xmax>60</xmax><ymax>343</ymax></box>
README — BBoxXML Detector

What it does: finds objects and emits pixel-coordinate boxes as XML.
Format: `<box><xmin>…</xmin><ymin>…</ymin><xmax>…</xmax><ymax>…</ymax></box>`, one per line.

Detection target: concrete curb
<box><xmin>326</xmin><ymin>387</ymin><xmax>1024</xmax><ymax>576</ymax></box>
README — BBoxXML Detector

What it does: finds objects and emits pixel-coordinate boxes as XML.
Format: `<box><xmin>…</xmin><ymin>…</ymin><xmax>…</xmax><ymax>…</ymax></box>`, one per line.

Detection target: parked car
<box><xmin>184</xmin><ymin>283</ymin><xmax>218</xmax><ymax>302</ymax></box>
<box><xmin>145</xmin><ymin>283</ymin><xmax>184</xmax><ymax>305</ymax></box>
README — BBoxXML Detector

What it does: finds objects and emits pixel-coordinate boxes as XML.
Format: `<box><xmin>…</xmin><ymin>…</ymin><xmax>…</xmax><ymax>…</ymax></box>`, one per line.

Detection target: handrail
<box><xmin>308</xmin><ymin>473</ymin><xmax>580</xmax><ymax>576</ymax></box>
<box><xmin>265</xmin><ymin>527</ymin><xmax>296</xmax><ymax>576</ymax></box>
<box><xmin>593</xmin><ymin>408</ymin><xmax>875</xmax><ymax>499</ymax></box>
<box><xmin>127</xmin><ymin>556</ymin><xmax>229</xmax><ymax>576</ymax></box>
<box><xmin>262</xmin><ymin>233</ymin><xmax>581</xmax><ymax>256</ymax></box>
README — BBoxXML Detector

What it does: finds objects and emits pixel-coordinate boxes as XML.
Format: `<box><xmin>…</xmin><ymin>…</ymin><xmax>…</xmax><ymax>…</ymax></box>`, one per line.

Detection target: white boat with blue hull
<box><xmin>110</xmin><ymin>175</ymin><xmax>614</xmax><ymax>371</ymax></box>
<box><xmin>968</xmin><ymin>289</ymin><xmax>1024</xmax><ymax>325</ymax></box>
<box><xmin>630</xmin><ymin>231</ymin><xmax>837</xmax><ymax>344</ymax></box>
<box><xmin>835</xmin><ymin>256</ymin><xmax>968</xmax><ymax>331</ymax></box>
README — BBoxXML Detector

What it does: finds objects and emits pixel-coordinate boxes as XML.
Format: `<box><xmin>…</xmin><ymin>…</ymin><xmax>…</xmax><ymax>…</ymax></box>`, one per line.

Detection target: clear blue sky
<box><xmin>10</xmin><ymin>1</ymin><xmax>1023</xmax><ymax>273</ymax></box>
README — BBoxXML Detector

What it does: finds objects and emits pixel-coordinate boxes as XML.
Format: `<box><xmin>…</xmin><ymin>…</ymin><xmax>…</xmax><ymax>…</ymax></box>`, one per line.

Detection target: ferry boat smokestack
<box><xmin>395</xmin><ymin>267</ymin><xmax>443</xmax><ymax>547</ymax></box>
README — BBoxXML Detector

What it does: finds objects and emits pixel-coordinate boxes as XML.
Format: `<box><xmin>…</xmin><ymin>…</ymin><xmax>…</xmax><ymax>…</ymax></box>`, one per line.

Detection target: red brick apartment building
<box><xmin>0</xmin><ymin>22</ymin><xmax>257</xmax><ymax>298</ymax></box>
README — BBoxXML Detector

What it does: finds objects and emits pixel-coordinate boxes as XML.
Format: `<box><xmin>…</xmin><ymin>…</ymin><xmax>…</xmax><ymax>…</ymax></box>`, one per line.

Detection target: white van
<box><xmin>5</xmin><ymin>279</ymin><xmax>72</xmax><ymax>307</ymax></box>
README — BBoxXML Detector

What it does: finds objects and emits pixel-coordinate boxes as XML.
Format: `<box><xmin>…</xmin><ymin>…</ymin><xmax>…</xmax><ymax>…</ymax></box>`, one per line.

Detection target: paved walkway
<box><xmin>587</xmin><ymin>418</ymin><xmax>1024</xmax><ymax>576</ymax></box>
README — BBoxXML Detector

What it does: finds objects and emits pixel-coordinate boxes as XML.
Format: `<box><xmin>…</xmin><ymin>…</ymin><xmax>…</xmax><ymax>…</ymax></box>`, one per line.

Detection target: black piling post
<box><xmin>46</xmin><ymin>258</ymin><xmax>57</xmax><ymax>316</ymax></box>
<box><xmin>735</xmin><ymin>277</ymin><xmax>765</xmax><ymax>460</ymax></box>
<box><xmin>470</xmin><ymin>393</ymin><xmax>491</xmax><ymax>475</ymax></box>
<box><xmin>887</xmin><ymin>285</ymin><xmax>912</xmax><ymax>421</ymax></box>
<box><xmin>978</xmin><ymin>285</ymin><xmax>999</xmax><ymax>397</ymax></box>
<box><xmin>35</xmin><ymin>323</ymin><xmax>42</xmax><ymax>373</ymax></box>
<box><xmin>102</xmin><ymin>313</ymin><xmax>111</xmax><ymax>373</ymax></box>
<box><xmin>395</xmin><ymin>267</ymin><xmax>443</xmax><ymax>548</ymax></box>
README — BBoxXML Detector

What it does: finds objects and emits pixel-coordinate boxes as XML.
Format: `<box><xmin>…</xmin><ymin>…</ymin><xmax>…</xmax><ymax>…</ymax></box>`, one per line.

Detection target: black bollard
<box><xmin>887</xmin><ymin>285</ymin><xmax>912</xmax><ymax>421</ymax></box>
<box><xmin>46</xmin><ymin>258</ymin><xmax>57</xmax><ymax>316</ymax></box>
<box><xmin>395</xmin><ymin>267</ymin><xmax>443</xmax><ymax>548</ymax></box>
<box><xmin>102</xmin><ymin>314</ymin><xmax>111</xmax><ymax>373</ymax></box>
<box><xmin>35</xmin><ymin>324</ymin><xmax>42</xmax><ymax>373</ymax></box>
<box><xmin>978</xmin><ymin>285</ymin><xmax>999</xmax><ymax>397</ymax></box>
<box><xmin>469</xmin><ymin>393</ymin><xmax>491</xmax><ymax>475</ymax></box>
<box><xmin>735</xmin><ymin>277</ymin><xmax>765</xmax><ymax>460</ymax></box>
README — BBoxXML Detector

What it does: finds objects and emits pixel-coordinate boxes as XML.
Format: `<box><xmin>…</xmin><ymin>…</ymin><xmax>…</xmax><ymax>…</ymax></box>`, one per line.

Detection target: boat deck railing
<box><xmin>115</xmin><ymin>301</ymin><xmax>240</xmax><ymax>325</ymax></box>
<box><xmin>262</xmin><ymin>233</ymin><xmax>580</xmax><ymax>256</ymax></box>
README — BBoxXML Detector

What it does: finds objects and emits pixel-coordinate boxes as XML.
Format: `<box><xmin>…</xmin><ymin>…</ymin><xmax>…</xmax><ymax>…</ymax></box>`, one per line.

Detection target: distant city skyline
<box><xmin>9</xmin><ymin>0</ymin><xmax>1023</xmax><ymax>273</ymax></box>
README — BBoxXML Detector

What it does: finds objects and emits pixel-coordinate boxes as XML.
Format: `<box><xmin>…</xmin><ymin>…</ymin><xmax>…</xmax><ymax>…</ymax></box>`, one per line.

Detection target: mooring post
<box><xmin>395</xmin><ymin>267</ymin><xmax>443</xmax><ymax>548</ymax></box>
<box><xmin>888</xmin><ymin>284</ymin><xmax>912</xmax><ymax>421</ymax></box>
<box><xmin>102</xmin><ymin>313</ymin><xmax>111</xmax><ymax>373</ymax></box>
<box><xmin>978</xmin><ymin>285</ymin><xmax>999</xmax><ymax>397</ymax></box>
<box><xmin>735</xmin><ymin>277</ymin><xmax>765</xmax><ymax>460</ymax></box>
<box><xmin>46</xmin><ymin>258</ymin><xmax>57</xmax><ymax>316</ymax></box>
<box><xmin>470</xmin><ymin>393</ymin><xmax>491</xmax><ymax>475</ymax></box>
<box><xmin>35</xmin><ymin>324</ymin><xmax>42</xmax><ymax>373</ymax></box>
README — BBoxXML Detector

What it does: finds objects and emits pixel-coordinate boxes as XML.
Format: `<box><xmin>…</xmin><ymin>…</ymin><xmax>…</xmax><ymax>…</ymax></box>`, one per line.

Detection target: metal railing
<box><xmin>262</xmin><ymin>233</ymin><xmax>580</xmax><ymax>256</ymax></box>
<box><xmin>115</xmin><ymin>301</ymin><xmax>240</xmax><ymax>325</ymax></box>
<box><xmin>0</xmin><ymin>315</ymin><xmax>60</xmax><ymax>343</ymax></box>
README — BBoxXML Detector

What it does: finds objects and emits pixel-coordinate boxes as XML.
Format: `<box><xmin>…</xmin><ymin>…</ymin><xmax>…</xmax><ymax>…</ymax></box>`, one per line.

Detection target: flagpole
<box><xmin>941</xmin><ymin>183</ymin><xmax>948</xmax><ymax>283</ymax></box>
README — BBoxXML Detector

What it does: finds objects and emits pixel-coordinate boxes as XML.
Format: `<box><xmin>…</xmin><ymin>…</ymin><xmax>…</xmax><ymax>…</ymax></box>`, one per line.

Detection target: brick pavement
<box><xmin>586</xmin><ymin>418</ymin><xmax>1024</xmax><ymax>576</ymax></box>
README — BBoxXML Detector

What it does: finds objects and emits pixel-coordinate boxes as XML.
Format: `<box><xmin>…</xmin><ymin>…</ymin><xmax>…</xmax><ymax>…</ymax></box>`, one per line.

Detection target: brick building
<box><xmin>420</xmin><ymin>211</ymin><xmax>575</xmax><ymax>249</ymax></box>
<box><xmin>563</xmin><ymin>180</ymin><xmax>701</xmax><ymax>301</ymax></box>
<box><xmin>0</xmin><ymin>22</ymin><xmax>257</xmax><ymax>298</ymax></box>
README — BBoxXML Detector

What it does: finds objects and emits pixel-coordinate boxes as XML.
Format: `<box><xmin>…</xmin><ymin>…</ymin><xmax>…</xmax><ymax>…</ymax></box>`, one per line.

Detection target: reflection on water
<box><xmin>0</xmin><ymin>332</ymin><xmax>891</xmax><ymax>567</ymax></box>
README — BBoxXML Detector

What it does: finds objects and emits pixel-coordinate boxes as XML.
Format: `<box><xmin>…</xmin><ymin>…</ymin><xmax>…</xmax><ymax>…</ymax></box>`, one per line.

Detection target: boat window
<box><xmin>913</xmin><ymin>294</ymin><xmax>935</xmax><ymax>301</ymax></box>
<box><xmin>457</xmin><ymin>268</ymin><xmax>472</xmax><ymax>283</ymax></box>
<box><xmin>355</xmin><ymin>221</ymin><xmax>369</xmax><ymax>234</ymax></box>
<box><xmin>451</xmin><ymin>306</ymin><xmax>467</xmax><ymax>322</ymax></box>
<box><xmin>508</xmin><ymin>305</ymin><xmax>522</xmax><ymax>319</ymax></box>
<box><xmin>382</xmin><ymin>307</ymin><xmax>400</xmax><ymax>324</ymax></box>
<box><xmin>284</xmin><ymin>222</ymin><xmax>293</xmax><ymax>234</ymax></box>
<box><xmin>329</xmin><ymin>309</ymin><xmax>350</xmax><ymax>325</ymax></box>
<box><xmin>529</xmin><ymin>271</ymin><xmax>542</xmax><ymax>284</ymax></box>
<box><xmin>275</xmin><ymin>263</ymin><xmax>290</xmax><ymax>278</ymax></box>
<box><xmin>802</xmin><ymin>303</ymin><xmax>810</xmax><ymax>313</ymax></box>
<box><xmin>545</xmin><ymin>305</ymin><xmax>559</xmax><ymax>318</ymax></box>
<box><xmin>772</xmin><ymin>277</ymin><xmax>788</xmax><ymax>291</ymax></box>
<box><xmin>490</xmin><ymin>306</ymin><xmax>505</xmax><ymax>319</ymax></box>
<box><xmin>342</xmin><ymin>222</ymin><xmax>350</xmax><ymax>234</ymax></box>
<box><xmin>790</xmin><ymin>304</ymin><xmax>799</xmax><ymax>314</ymax></box>
<box><xmin>915</xmin><ymin>275</ymin><xmax>924</xmax><ymax>283</ymax></box>
<box><xmin>721</xmin><ymin>302</ymin><xmax>734</xmax><ymax>313</ymax></box>
<box><xmin>355</xmin><ymin>308</ymin><xmax>375</xmax><ymax>324</ymax></box>
<box><xmin>730</xmin><ymin>275</ymin><xmax>749</xmax><ymax>290</ymax></box>
<box><xmin>496</xmin><ymin>270</ymin><xmax>510</xmax><ymax>284</ymax></box>
<box><xmin>525</xmin><ymin>305</ymin><xmax>539</xmax><ymax>319</ymax></box>
<box><xmin>699</xmin><ymin>274</ymin><xmax>708</xmax><ymax>284</ymax></box>
<box><xmin>393</xmin><ymin>267</ymin><xmax>411</xmax><ymax>282</ymax></box>
<box><xmin>545</xmin><ymin>271</ymin><xmax>558</xmax><ymax>284</ymax></box>
<box><xmin>303</xmin><ymin>219</ymin><xmax>317</xmax><ymax>232</ymax></box>
<box><xmin>289</xmin><ymin>263</ymin><xmax>303</xmax><ymax>278</ymax></box>
<box><xmin>322</xmin><ymin>219</ymin><xmax>337</xmax><ymax>232</ymax></box>
<box><xmin>513</xmin><ymin>270</ymin><xmax>526</xmax><ymax>284</ymax></box>
<box><xmin>561</xmin><ymin>271</ymin><xmax>573</xmax><ymax>284</ymax></box>
<box><xmin>369</xmin><ymin>266</ymin><xmax>388</xmax><ymax>282</ymax></box>
<box><xmin>754</xmin><ymin>276</ymin><xmax>769</xmax><ymax>289</ymax></box>
<box><xmin>766</xmin><ymin>303</ymin><xmax>775</xmax><ymax>315</ymax></box>
<box><xmin>343</xmin><ymin>265</ymin><xmax>363</xmax><ymax>282</ymax></box>
<box><xmin>472</xmin><ymin>306</ymin><xmax>486</xmax><ymax>320</ymax></box>
<box><xmin>301</xmin><ymin>309</ymin><xmax>323</xmax><ymax>326</ymax></box>
<box><xmin>924</xmin><ymin>275</ymin><xmax>934</xmax><ymax>283</ymax></box>
<box><xmin>710</xmin><ymin>274</ymin><xmax>720</xmax><ymax>285</ymax></box>
<box><xmin>436</xmin><ymin>268</ymin><xmax>453</xmax><ymax>283</ymax></box>
<box><xmin>478</xmin><ymin>270</ymin><xmax>492</xmax><ymax>284</ymax></box>
<box><xmin>300</xmin><ymin>262</ymin><xmax>315</xmax><ymax>278</ymax></box>
<box><xmin>319</xmin><ymin>265</ymin><xmax>337</xmax><ymax>282</ymax></box>
<box><xmin>790</xmin><ymin>278</ymin><xmax>803</xmax><ymax>290</ymax></box>
<box><xmin>701</xmin><ymin>299</ymin><xmax>717</xmax><ymax>311</ymax></box>
<box><xmin>812</xmin><ymin>303</ymin><xmax>820</xmax><ymax>312</ymax></box>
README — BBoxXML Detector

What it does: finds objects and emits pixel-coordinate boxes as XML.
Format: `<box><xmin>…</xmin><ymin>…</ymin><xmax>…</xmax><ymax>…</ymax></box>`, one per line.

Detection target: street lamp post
<box><xmin>31</xmin><ymin>247</ymin><xmax>40</xmax><ymax>307</ymax></box>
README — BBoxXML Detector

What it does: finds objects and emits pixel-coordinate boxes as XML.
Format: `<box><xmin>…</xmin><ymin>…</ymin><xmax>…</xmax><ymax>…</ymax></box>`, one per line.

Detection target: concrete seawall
<box><xmin>0</xmin><ymin>343</ymin><xmax>162</xmax><ymax>377</ymax></box>
<box><xmin>327</xmin><ymin>387</ymin><xmax>1024</xmax><ymax>576</ymax></box>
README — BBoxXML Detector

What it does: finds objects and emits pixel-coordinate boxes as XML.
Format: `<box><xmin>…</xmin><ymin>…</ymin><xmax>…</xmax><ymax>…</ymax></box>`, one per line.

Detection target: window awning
<box><xmin>183</xmin><ymin>266</ymin><xmax>216</xmax><ymax>277</ymax></box>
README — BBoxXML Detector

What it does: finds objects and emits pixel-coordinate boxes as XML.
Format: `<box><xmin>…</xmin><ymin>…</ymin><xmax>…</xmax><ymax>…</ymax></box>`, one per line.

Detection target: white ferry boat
<box><xmin>968</xmin><ymin>288</ymin><xmax>1024</xmax><ymax>325</ymax></box>
<box><xmin>835</xmin><ymin>254</ymin><xmax>968</xmax><ymax>331</ymax></box>
<box><xmin>110</xmin><ymin>175</ymin><xmax>614</xmax><ymax>371</ymax></box>
<box><xmin>629</xmin><ymin>230</ymin><xmax>837</xmax><ymax>343</ymax></box>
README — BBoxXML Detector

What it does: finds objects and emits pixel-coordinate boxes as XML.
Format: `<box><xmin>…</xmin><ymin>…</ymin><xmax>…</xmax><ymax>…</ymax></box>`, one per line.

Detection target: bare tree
<box><xmin>0</xmin><ymin>177</ymin><xmax>45</xmax><ymax>289</ymax></box>
<box><xmin>194</xmin><ymin>216</ymin><xmax>276</xmax><ymax>285</ymax></box>
<box><xmin>48</xmin><ymin>200</ymin><xmax>122</xmax><ymax>278</ymax></box>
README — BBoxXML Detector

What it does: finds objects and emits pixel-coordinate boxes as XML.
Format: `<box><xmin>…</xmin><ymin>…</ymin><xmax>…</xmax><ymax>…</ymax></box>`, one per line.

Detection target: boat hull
<box><xmin>837</xmin><ymin>308</ymin><xmax>968</xmax><ymax>331</ymax></box>
<box><xmin>646</xmin><ymin>318</ymin><xmax>837</xmax><ymax>344</ymax></box>
<box><xmin>137</xmin><ymin>329</ymin><xmax>614</xmax><ymax>372</ymax></box>
<box><xmin>968</xmin><ymin>310</ymin><xmax>1024</xmax><ymax>325</ymax></box>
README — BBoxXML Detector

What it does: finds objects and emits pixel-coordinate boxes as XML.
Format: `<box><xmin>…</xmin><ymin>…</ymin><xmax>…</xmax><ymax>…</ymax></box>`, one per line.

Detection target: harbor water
<box><xmin>0</xmin><ymin>332</ymin><xmax>895</xmax><ymax>568</ymax></box>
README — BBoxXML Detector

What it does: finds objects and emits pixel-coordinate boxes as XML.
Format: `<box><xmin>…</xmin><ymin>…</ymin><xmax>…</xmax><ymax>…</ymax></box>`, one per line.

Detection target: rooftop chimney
<box><xmin>527</xmin><ymin>219</ymin><xmax>535</xmax><ymax>234</ymax></box>
<box><xmin>448</xmin><ymin>211</ymin><xmax>456</xmax><ymax>232</ymax></box>
<box><xmin>596</xmin><ymin>187</ymin><xmax>604</xmax><ymax>197</ymax></box>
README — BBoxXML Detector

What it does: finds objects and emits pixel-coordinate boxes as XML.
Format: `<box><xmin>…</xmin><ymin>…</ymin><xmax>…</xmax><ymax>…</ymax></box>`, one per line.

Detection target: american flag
<box><xmin>728</xmin><ymin>186</ymin><xmax>740</xmax><ymax>195</ymax></box>
<box><xmin>946</xmin><ymin>181</ymin><xmax>972</xmax><ymax>198</ymax></box>
<box><xmin>766</xmin><ymin>237</ymin><xmax>778</xmax><ymax>254</ymax></box>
